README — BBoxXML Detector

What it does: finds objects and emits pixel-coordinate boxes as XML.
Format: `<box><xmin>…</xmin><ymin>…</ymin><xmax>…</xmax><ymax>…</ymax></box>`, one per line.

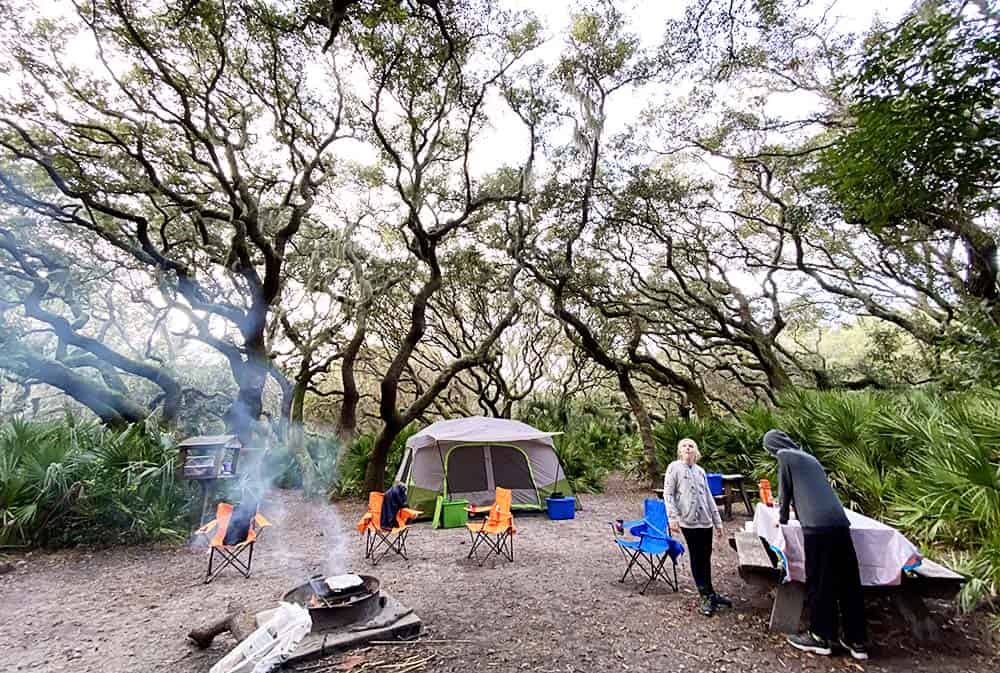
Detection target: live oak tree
<box><xmin>519</xmin><ymin>3</ymin><xmax>722</xmax><ymax>484</ymax></box>
<box><xmin>818</xmin><ymin>0</ymin><xmax>1000</xmax><ymax>317</ymax></box>
<box><xmin>341</xmin><ymin>1</ymin><xmax>540</xmax><ymax>492</ymax></box>
<box><xmin>0</xmin><ymin>0</ymin><xmax>362</xmax><ymax>464</ymax></box>
<box><xmin>0</xmin><ymin>213</ymin><xmax>184</xmax><ymax>426</ymax></box>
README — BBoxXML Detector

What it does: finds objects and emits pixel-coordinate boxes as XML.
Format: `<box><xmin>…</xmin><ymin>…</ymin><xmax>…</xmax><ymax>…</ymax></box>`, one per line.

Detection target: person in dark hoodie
<box><xmin>763</xmin><ymin>429</ymin><xmax>868</xmax><ymax>661</ymax></box>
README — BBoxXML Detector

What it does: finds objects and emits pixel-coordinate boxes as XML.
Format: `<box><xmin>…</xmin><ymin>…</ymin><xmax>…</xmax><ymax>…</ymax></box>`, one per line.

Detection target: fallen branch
<box><xmin>187</xmin><ymin>605</ymin><xmax>255</xmax><ymax>648</ymax></box>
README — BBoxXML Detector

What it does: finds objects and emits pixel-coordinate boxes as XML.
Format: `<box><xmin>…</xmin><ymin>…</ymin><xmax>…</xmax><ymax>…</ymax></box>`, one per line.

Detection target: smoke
<box><xmin>321</xmin><ymin>503</ymin><xmax>349</xmax><ymax>577</ymax></box>
<box><xmin>185</xmin><ymin>417</ymin><xmax>354</xmax><ymax>583</ymax></box>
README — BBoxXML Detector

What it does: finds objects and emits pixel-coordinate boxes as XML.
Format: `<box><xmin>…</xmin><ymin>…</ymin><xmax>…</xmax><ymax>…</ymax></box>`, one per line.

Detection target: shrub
<box><xmin>675</xmin><ymin>387</ymin><xmax>1000</xmax><ymax>615</ymax></box>
<box><xmin>328</xmin><ymin>426</ymin><xmax>417</xmax><ymax>499</ymax></box>
<box><xmin>519</xmin><ymin>397</ymin><xmax>634</xmax><ymax>493</ymax></box>
<box><xmin>0</xmin><ymin>416</ymin><xmax>192</xmax><ymax>548</ymax></box>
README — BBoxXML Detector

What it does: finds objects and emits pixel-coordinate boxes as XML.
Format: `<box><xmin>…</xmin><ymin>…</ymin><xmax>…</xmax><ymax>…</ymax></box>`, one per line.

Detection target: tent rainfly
<box><xmin>394</xmin><ymin>416</ymin><xmax>575</xmax><ymax>515</ymax></box>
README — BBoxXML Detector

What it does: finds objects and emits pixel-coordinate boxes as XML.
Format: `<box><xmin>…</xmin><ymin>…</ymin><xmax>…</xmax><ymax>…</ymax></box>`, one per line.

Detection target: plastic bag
<box><xmin>210</xmin><ymin>602</ymin><xmax>312</xmax><ymax>673</ymax></box>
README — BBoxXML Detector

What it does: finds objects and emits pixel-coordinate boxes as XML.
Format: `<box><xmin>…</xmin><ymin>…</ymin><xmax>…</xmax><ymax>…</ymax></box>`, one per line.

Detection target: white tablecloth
<box><xmin>753</xmin><ymin>503</ymin><xmax>921</xmax><ymax>586</ymax></box>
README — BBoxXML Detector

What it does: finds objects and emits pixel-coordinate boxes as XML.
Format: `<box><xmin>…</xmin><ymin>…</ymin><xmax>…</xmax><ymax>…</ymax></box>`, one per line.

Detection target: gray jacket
<box><xmin>663</xmin><ymin>460</ymin><xmax>722</xmax><ymax>529</ymax></box>
<box><xmin>763</xmin><ymin>430</ymin><xmax>849</xmax><ymax>530</ymax></box>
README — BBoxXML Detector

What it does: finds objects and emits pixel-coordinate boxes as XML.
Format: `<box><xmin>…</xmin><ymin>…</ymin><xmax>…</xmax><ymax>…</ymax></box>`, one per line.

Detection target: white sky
<box><xmin>468</xmin><ymin>0</ymin><xmax>916</xmax><ymax>176</ymax></box>
<box><xmin>6</xmin><ymin>0</ymin><xmax>919</xmax><ymax>339</ymax></box>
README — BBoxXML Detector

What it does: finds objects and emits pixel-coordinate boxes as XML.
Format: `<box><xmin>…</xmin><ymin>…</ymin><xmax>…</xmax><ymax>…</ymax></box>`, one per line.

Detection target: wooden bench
<box><xmin>730</xmin><ymin>530</ymin><xmax>966</xmax><ymax>642</ymax></box>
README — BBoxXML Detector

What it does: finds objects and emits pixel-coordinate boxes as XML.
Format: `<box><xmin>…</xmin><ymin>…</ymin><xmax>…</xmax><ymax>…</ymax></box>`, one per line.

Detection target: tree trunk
<box><xmin>617</xmin><ymin>370</ymin><xmax>659</xmax><ymax>486</ymax></box>
<box><xmin>964</xmin><ymin>236</ymin><xmax>999</xmax><ymax>317</ymax></box>
<box><xmin>225</xmin><ymin>338</ymin><xmax>270</xmax><ymax>446</ymax></box>
<box><xmin>289</xmin><ymin>372</ymin><xmax>318</xmax><ymax>497</ymax></box>
<box><xmin>0</xmin><ymin>348</ymin><xmax>146</xmax><ymax>427</ymax></box>
<box><xmin>757</xmin><ymin>345</ymin><xmax>794</xmax><ymax>392</ymax></box>
<box><xmin>336</xmin><ymin>347</ymin><xmax>361</xmax><ymax>444</ymax></box>
<box><xmin>684</xmin><ymin>383</ymin><xmax>713</xmax><ymax>419</ymax></box>
<box><xmin>363</xmin><ymin>426</ymin><xmax>398</xmax><ymax>494</ymax></box>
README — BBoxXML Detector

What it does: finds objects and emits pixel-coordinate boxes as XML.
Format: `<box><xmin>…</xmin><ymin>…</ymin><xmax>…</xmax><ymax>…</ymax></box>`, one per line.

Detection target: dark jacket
<box><xmin>763</xmin><ymin>430</ymin><xmax>849</xmax><ymax>530</ymax></box>
<box><xmin>380</xmin><ymin>484</ymin><xmax>408</xmax><ymax>530</ymax></box>
<box><xmin>223</xmin><ymin>497</ymin><xmax>258</xmax><ymax>545</ymax></box>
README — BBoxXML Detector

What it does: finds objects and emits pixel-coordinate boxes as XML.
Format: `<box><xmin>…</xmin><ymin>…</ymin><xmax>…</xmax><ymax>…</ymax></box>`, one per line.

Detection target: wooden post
<box><xmin>198</xmin><ymin>480</ymin><xmax>217</xmax><ymax>527</ymax></box>
<box><xmin>892</xmin><ymin>591</ymin><xmax>941</xmax><ymax>642</ymax></box>
<box><xmin>770</xmin><ymin>581</ymin><xmax>806</xmax><ymax>633</ymax></box>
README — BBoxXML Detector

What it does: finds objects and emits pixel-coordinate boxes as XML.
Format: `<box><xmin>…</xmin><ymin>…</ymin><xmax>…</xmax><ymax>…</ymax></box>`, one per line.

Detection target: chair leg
<box><xmin>642</xmin><ymin>553</ymin><xmax>671</xmax><ymax>595</ymax></box>
<box><xmin>205</xmin><ymin>548</ymin><xmax>216</xmax><ymax>584</ymax></box>
<box><xmin>204</xmin><ymin>544</ymin><xmax>254</xmax><ymax>583</ymax></box>
<box><xmin>619</xmin><ymin>548</ymin><xmax>643</xmax><ymax>584</ymax></box>
<box><xmin>244</xmin><ymin>542</ymin><xmax>254</xmax><ymax>578</ymax></box>
<box><xmin>371</xmin><ymin>530</ymin><xmax>393</xmax><ymax>565</ymax></box>
<box><xmin>386</xmin><ymin>529</ymin><xmax>408</xmax><ymax>561</ymax></box>
<box><xmin>370</xmin><ymin>529</ymin><xmax>409</xmax><ymax>565</ymax></box>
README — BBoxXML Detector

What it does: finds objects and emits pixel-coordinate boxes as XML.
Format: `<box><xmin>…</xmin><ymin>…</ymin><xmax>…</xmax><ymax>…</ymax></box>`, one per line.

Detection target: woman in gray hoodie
<box><xmin>663</xmin><ymin>437</ymin><xmax>731</xmax><ymax>615</ymax></box>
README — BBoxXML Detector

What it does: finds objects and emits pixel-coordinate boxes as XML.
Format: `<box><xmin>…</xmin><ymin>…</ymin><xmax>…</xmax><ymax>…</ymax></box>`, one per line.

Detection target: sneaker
<box><xmin>839</xmin><ymin>638</ymin><xmax>869</xmax><ymax>661</ymax></box>
<box><xmin>699</xmin><ymin>595</ymin><xmax>716</xmax><ymax>616</ymax></box>
<box><xmin>786</xmin><ymin>631</ymin><xmax>832</xmax><ymax>656</ymax></box>
<box><xmin>710</xmin><ymin>593</ymin><xmax>733</xmax><ymax>608</ymax></box>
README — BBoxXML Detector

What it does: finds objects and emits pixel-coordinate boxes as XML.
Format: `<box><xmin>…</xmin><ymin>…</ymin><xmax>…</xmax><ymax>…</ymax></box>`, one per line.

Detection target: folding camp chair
<box><xmin>609</xmin><ymin>498</ymin><xmax>684</xmax><ymax>594</ymax></box>
<box><xmin>356</xmin><ymin>491</ymin><xmax>421</xmax><ymax>565</ymax></box>
<box><xmin>196</xmin><ymin>501</ymin><xmax>271</xmax><ymax>583</ymax></box>
<box><xmin>466</xmin><ymin>487</ymin><xmax>516</xmax><ymax>566</ymax></box>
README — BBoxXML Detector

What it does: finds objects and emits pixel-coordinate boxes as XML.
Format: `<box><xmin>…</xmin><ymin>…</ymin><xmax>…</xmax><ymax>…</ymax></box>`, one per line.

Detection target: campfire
<box><xmin>283</xmin><ymin>573</ymin><xmax>385</xmax><ymax>632</ymax></box>
<box><xmin>191</xmin><ymin>572</ymin><xmax>421</xmax><ymax>670</ymax></box>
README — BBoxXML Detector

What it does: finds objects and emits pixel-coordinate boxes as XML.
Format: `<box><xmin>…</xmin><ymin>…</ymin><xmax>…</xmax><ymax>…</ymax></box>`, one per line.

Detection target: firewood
<box><xmin>187</xmin><ymin>604</ymin><xmax>254</xmax><ymax>648</ymax></box>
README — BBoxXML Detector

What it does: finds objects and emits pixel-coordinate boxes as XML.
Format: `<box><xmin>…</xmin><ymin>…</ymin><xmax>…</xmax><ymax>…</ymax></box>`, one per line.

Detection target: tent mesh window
<box><xmin>398</xmin><ymin>450</ymin><xmax>412</xmax><ymax>483</ymax></box>
<box><xmin>489</xmin><ymin>445</ymin><xmax>533</xmax><ymax>489</ymax></box>
<box><xmin>447</xmin><ymin>445</ymin><xmax>489</xmax><ymax>493</ymax></box>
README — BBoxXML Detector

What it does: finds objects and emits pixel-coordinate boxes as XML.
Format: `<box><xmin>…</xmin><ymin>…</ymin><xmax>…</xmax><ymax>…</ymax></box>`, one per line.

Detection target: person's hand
<box><xmin>714</xmin><ymin>526</ymin><xmax>724</xmax><ymax>540</ymax></box>
<box><xmin>669</xmin><ymin>522</ymin><xmax>680</xmax><ymax>536</ymax></box>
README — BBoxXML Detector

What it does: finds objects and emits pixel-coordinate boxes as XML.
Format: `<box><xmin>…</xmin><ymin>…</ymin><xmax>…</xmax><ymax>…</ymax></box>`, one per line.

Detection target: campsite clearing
<box><xmin>0</xmin><ymin>476</ymin><xmax>996</xmax><ymax>673</ymax></box>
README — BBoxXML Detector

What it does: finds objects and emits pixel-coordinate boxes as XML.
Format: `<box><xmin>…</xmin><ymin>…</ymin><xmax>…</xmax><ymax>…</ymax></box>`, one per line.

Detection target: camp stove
<box><xmin>255</xmin><ymin>573</ymin><xmax>421</xmax><ymax>664</ymax></box>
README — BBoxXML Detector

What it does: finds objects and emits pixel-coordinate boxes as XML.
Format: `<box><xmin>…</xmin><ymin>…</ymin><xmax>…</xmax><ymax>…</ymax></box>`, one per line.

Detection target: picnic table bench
<box><xmin>731</xmin><ymin>527</ymin><xmax>966</xmax><ymax>642</ymax></box>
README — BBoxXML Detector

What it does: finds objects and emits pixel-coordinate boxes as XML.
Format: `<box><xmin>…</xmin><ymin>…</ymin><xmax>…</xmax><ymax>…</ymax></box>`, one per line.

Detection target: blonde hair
<box><xmin>677</xmin><ymin>437</ymin><xmax>701</xmax><ymax>462</ymax></box>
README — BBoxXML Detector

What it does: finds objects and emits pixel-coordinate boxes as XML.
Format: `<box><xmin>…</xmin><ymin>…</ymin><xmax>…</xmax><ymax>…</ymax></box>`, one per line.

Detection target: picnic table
<box><xmin>732</xmin><ymin>503</ymin><xmax>966</xmax><ymax>641</ymax></box>
<box><xmin>652</xmin><ymin>472</ymin><xmax>753</xmax><ymax>521</ymax></box>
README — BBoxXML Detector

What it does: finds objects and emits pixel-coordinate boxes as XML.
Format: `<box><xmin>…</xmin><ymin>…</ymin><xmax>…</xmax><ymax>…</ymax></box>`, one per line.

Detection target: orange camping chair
<box><xmin>356</xmin><ymin>491</ymin><xmax>421</xmax><ymax>565</ymax></box>
<box><xmin>196</xmin><ymin>501</ymin><xmax>271</xmax><ymax>583</ymax></box>
<box><xmin>466</xmin><ymin>487</ymin><xmax>516</xmax><ymax>565</ymax></box>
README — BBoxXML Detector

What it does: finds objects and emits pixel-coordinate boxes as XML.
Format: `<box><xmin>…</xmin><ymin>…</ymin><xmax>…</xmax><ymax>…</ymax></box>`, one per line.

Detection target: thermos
<box><xmin>758</xmin><ymin>479</ymin><xmax>774</xmax><ymax>506</ymax></box>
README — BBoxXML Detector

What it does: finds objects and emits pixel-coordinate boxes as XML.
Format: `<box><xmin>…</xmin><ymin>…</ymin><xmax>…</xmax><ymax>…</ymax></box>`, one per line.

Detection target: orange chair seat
<box><xmin>357</xmin><ymin>491</ymin><xmax>420</xmax><ymax>565</ymax></box>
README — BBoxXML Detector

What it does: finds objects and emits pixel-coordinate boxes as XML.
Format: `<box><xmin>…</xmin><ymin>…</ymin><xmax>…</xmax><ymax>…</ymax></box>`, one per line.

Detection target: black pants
<box><xmin>681</xmin><ymin>527</ymin><xmax>714</xmax><ymax>597</ymax></box>
<box><xmin>803</xmin><ymin>528</ymin><xmax>867</xmax><ymax>643</ymax></box>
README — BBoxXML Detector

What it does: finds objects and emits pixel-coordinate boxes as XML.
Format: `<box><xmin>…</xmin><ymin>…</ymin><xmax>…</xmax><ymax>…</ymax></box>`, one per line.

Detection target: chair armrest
<box><xmin>622</xmin><ymin>519</ymin><xmax>644</xmax><ymax>535</ymax></box>
<box><xmin>196</xmin><ymin>519</ymin><xmax>218</xmax><ymax>536</ymax></box>
<box><xmin>356</xmin><ymin>512</ymin><xmax>375</xmax><ymax>534</ymax></box>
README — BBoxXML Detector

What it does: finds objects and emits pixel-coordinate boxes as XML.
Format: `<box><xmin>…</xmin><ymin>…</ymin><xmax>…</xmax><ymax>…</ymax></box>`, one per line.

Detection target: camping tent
<box><xmin>394</xmin><ymin>416</ymin><xmax>575</xmax><ymax>516</ymax></box>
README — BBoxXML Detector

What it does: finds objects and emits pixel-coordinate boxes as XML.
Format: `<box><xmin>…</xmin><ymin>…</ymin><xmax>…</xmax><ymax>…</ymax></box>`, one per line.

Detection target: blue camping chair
<box><xmin>609</xmin><ymin>498</ymin><xmax>685</xmax><ymax>594</ymax></box>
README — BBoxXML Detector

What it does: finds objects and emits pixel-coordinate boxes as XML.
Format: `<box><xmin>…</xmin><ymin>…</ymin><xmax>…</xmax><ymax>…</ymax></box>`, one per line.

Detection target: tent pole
<box><xmin>437</xmin><ymin>440</ymin><xmax>447</xmax><ymax>499</ymax></box>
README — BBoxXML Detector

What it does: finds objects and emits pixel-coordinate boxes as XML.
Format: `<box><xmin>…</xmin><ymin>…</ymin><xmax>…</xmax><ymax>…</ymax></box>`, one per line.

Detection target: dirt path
<box><xmin>2</xmin><ymin>478</ymin><xmax>996</xmax><ymax>673</ymax></box>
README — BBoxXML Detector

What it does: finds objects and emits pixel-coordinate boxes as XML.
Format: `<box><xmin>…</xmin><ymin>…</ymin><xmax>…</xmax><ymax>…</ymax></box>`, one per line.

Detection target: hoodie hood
<box><xmin>763</xmin><ymin>429</ymin><xmax>801</xmax><ymax>456</ymax></box>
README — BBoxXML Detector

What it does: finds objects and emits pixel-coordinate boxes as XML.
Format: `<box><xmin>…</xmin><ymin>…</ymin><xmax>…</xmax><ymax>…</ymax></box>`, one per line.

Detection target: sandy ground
<box><xmin>1</xmin><ymin>476</ymin><xmax>997</xmax><ymax>673</ymax></box>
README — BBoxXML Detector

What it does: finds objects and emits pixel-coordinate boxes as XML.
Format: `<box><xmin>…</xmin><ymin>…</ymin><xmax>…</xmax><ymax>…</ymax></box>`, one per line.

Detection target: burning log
<box><xmin>187</xmin><ymin>604</ymin><xmax>255</xmax><ymax>649</ymax></box>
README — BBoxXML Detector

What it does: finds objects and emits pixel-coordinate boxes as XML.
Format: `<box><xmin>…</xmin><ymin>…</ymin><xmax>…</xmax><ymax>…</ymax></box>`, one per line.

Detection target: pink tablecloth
<box><xmin>753</xmin><ymin>503</ymin><xmax>921</xmax><ymax>586</ymax></box>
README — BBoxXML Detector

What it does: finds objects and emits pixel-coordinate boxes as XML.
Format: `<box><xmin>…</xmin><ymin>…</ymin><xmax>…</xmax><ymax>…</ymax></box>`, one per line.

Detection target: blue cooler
<box><xmin>706</xmin><ymin>473</ymin><xmax>724</xmax><ymax>497</ymax></box>
<box><xmin>546</xmin><ymin>495</ymin><xmax>575</xmax><ymax>520</ymax></box>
